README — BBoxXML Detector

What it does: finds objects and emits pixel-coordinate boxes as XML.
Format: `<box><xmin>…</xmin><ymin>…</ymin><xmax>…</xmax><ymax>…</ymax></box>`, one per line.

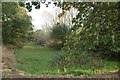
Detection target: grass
<box><xmin>14</xmin><ymin>42</ymin><xmax>119</xmax><ymax>76</ymax></box>
<box><xmin>14</xmin><ymin>42</ymin><xmax>63</xmax><ymax>75</ymax></box>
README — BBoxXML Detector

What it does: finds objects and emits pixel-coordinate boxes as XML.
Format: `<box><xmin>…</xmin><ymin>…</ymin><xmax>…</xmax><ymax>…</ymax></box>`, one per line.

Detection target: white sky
<box><xmin>27</xmin><ymin>1</ymin><xmax>78</xmax><ymax>31</ymax></box>
<box><xmin>27</xmin><ymin>2</ymin><xmax>62</xmax><ymax>31</ymax></box>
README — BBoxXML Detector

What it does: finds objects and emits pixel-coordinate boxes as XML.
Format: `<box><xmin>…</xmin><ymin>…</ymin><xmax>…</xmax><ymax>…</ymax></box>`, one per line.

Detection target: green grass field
<box><xmin>14</xmin><ymin>42</ymin><xmax>63</xmax><ymax>75</ymax></box>
<box><xmin>14</xmin><ymin>42</ymin><xmax>119</xmax><ymax>76</ymax></box>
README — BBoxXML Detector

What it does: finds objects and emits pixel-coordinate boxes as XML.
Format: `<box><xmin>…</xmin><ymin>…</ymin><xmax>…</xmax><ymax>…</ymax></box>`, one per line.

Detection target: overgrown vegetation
<box><xmin>54</xmin><ymin>2</ymin><xmax>120</xmax><ymax>73</ymax></box>
<box><xmin>14</xmin><ymin>42</ymin><xmax>118</xmax><ymax>76</ymax></box>
<box><xmin>49</xmin><ymin>24</ymin><xmax>69</xmax><ymax>50</ymax></box>
<box><xmin>2</xmin><ymin>1</ymin><xmax>120</xmax><ymax>77</ymax></box>
<box><xmin>2</xmin><ymin>2</ymin><xmax>33</xmax><ymax>48</ymax></box>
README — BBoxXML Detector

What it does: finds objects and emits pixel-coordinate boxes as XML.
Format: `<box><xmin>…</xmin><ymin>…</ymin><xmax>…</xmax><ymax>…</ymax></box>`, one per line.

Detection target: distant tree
<box><xmin>33</xmin><ymin>29</ymin><xmax>50</xmax><ymax>45</ymax></box>
<box><xmin>50</xmin><ymin>24</ymin><xmax>69</xmax><ymax>50</ymax></box>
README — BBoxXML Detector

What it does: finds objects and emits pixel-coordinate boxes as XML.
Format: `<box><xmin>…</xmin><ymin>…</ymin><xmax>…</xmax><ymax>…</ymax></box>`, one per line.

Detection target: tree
<box><xmin>50</xmin><ymin>23</ymin><xmax>69</xmax><ymax>50</ymax></box>
<box><xmin>52</xmin><ymin>2</ymin><xmax>120</xmax><ymax>73</ymax></box>
<box><xmin>2</xmin><ymin>2</ymin><xmax>32</xmax><ymax>48</ymax></box>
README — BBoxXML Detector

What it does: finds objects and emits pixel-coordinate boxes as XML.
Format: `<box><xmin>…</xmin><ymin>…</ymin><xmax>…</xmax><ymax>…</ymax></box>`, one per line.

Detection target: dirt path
<box><xmin>2</xmin><ymin>46</ymin><xmax>25</xmax><ymax>78</ymax></box>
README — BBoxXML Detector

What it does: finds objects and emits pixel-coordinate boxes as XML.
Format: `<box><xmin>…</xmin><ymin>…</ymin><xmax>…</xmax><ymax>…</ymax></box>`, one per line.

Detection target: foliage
<box><xmin>25</xmin><ymin>1</ymin><xmax>53</xmax><ymax>12</ymax></box>
<box><xmin>55</xmin><ymin>2</ymin><xmax>120</xmax><ymax>71</ymax></box>
<box><xmin>2</xmin><ymin>2</ymin><xmax>32</xmax><ymax>48</ymax></box>
<box><xmin>49</xmin><ymin>24</ymin><xmax>69</xmax><ymax>50</ymax></box>
<box><xmin>27</xmin><ymin>1</ymin><xmax>120</xmax><ymax>72</ymax></box>
<box><xmin>14</xmin><ymin>1</ymin><xmax>120</xmax><ymax>74</ymax></box>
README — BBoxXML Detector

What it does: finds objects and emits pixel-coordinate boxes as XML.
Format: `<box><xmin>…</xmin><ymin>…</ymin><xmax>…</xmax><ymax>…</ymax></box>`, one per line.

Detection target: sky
<box><xmin>26</xmin><ymin>1</ymin><xmax>78</xmax><ymax>31</ymax></box>
<box><xmin>27</xmin><ymin>1</ymin><xmax>62</xmax><ymax>31</ymax></box>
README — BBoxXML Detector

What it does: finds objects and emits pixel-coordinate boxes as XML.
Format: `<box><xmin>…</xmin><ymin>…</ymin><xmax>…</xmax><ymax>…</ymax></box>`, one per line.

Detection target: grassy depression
<box><xmin>14</xmin><ymin>42</ymin><xmax>119</xmax><ymax>76</ymax></box>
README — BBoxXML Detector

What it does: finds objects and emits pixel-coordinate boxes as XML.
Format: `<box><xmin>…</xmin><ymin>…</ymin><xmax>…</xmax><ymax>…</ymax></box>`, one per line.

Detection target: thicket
<box><xmin>52</xmin><ymin>2</ymin><xmax>120</xmax><ymax>73</ymax></box>
<box><xmin>49</xmin><ymin>24</ymin><xmax>69</xmax><ymax>50</ymax></box>
<box><xmin>2</xmin><ymin>2</ymin><xmax>33</xmax><ymax>48</ymax></box>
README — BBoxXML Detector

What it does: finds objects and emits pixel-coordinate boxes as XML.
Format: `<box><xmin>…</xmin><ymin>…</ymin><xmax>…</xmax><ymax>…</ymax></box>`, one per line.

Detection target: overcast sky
<box><xmin>27</xmin><ymin>1</ymin><xmax>78</xmax><ymax>31</ymax></box>
<box><xmin>27</xmin><ymin>2</ymin><xmax>62</xmax><ymax>31</ymax></box>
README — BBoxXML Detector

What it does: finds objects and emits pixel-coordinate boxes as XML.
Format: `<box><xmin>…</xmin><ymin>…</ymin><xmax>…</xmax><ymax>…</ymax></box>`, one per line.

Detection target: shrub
<box><xmin>50</xmin><ymin>24</ymin><xmax>69</xmax><ymax>50</ymax></box>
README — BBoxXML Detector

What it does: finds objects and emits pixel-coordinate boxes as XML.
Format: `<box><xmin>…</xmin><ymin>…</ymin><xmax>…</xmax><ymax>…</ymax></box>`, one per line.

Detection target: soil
<box><xmin>2</xmin><ymin>46</ymin><xmax>25</xmax><ymax>78</ymax></box>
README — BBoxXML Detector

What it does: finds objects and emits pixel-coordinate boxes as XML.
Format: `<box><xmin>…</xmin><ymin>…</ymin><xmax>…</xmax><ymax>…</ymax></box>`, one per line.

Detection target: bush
<box><xmin>13</xmin><ymin>39</ymin><xmax>24</xmax><ymax>48</ymax></box>
<box><xmin>50</xmin><ymin>24</ymin><xmax>69</xmax><ymax>50</ymax></box>
<box><xmin>48</xmin><ymin>40</ymin><xmax>64</xmax><ymax>50</ymax></box>
<box><xmin>36</xmin><ymin>39</ymin><xmax>48</xmax><ymax>46</ymax></box>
